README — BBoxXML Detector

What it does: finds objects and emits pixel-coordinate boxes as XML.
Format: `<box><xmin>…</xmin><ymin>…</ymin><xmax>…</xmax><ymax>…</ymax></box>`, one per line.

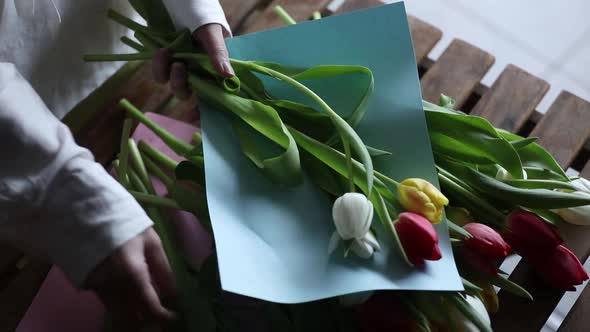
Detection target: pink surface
<box><xmin>17</xmin><ymin>113</ymin><xmax>212</xmax><ymax>332</ymax></box>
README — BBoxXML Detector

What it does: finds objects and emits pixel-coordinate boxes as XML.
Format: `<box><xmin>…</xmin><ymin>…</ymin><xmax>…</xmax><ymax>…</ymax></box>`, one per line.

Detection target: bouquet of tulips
<box><xmin>87</xmin><ymin>2</ymin><xmax>590</xmax><ymax>332</ymax></box>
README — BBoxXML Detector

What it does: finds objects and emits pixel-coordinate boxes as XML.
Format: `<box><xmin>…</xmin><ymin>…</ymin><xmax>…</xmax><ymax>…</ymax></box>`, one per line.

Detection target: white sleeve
<box><xmin>0</xmin><ymin>63</ymin><xmax>153</xmax><ymax>287</ymax></box>
<box><xmin>163</xmin><ymin>0</ymin><xmax>232</xmax><ymax>36</ymax></box>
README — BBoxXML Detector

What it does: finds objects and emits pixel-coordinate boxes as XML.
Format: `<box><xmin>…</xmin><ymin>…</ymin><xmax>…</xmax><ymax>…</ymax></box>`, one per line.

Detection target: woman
<box><xmin>0</xmin><ymin>0</ymin><xmax>232</xmax><ymax>328</ymax></box>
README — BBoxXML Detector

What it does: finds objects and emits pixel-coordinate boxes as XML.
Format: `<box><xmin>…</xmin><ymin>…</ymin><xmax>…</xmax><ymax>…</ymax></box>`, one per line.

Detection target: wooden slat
<box><xmin>240</xmin><ymin>0</ymin><xmax>332</xmax><ymax>34</ymax></box>
<box><xmin>581</xmin><ymin>162</ymin><xmax>590</xmax><ymax>179</ymax></box>
<box><xmin>75</xmin><ymin>62</ymin><xmax>172</xmax><ymax>165</ymax></box>
<box><xmin>0</xmin><ymin>260</ymin><xmax>49</xmax><ymax>332</ymax></box>
<box><xmin>332</xmin><ymin>0</ymin><xmax>383</xmax><ymax>15</ymax></box>
<box><xmin>493</xmin><ymin>92</ymin><xmax>590</xmax><ymax>332</ymax></box>
<box><xmin>420</xmin><ymin>39</ymin><xmax>494</xmax><ymax>108</ymax></box>
<box><xmin>220</xmin><ymin>0</ymin><xmax>266</xmax><ymax>32</ymax></box>
<box><xmin>408</xmin><ymin>16</ymin><xmax>443</xmax><ymax>65</ymax></box>
<box><xmin>531</xmin><ymin>91</ymin><xmax>590</xmax><ymax>168</ymax></box>
<box><xmin>559</xmin><ymin>279</ymin><xmax>590</xmax><ymax>331</ymax></box>
<box><xmin>471</xmin><ymin>64</ymin><xmax>549</xmax><ymax>132</ymax></box>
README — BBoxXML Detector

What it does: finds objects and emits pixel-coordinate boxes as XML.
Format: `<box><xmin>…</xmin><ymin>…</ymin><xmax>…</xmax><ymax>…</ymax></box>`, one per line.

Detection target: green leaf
<box><xmin>462</xmin><ymin>166</ymin><xmax>590</xmax><ymax>209</ymax></box>
<box><xmin>502</xmin><ymin>179</ymin><xmax>578</xmax><ymax>191</ymax></box>
<box><xmin>499</xmin><ymin>130</ymin><xmax>568</xmax><ymax>180</ymax></box>
<box><xmin>371</xmin><ymin>193</ymin><xmax>412</xmax><ymax>266</ymax></box>
<box><xmin>234</xmin><ymin>121</ymin><xmax>303</xmax><ymax>186</ymax></box>
<box><xmin>425</xmin><ymin>110</ymin><xmax>523</xmax><ymax>179</ymax></box>
<box><xmin>490</xmin><ymin>274</ymin><xmax>533</xmax><ymax>301</ymax></box>
<box><xmin>524</xmin><ymin>166</ymin><xmax>568</xmax><ymax>181</ymax></box>
<box><xmin>399</xmin><ymin>295</ymin><xmax>433</xmax><ymax>332</ymax></box>
<box><xmin>366</xmin><ymin>145</ymin><xmax>392</xmax><ymax>157</ymax></box>
<box><xmin>169</xmin><ymin>184</ymin><xmax>211</xmax><ymax>225</ymax></box>
<box><xmin>301</xmin><ymin>153</ymin><xmax>345</xmax><ymax>197</ymax></box>
<box><xmin>447</xmin><ymin>220</ymin><xmax>472</xmax><ymax>239</ymax></box>
<box><xmin>461</xmin><ymin>278</ymin><xmax>483</xmax><ymax>295</ymax></box>
<box><xmin>287</xmin><ymin>127</ymin><xmax>394</xmax><ymax>202</ymax></box>
<box><xmin>510</xmin><ymin>137</ymin><xmax>538</xmax><ymax>149</ymax></box>
<box><xmin>133</xmin><ymin>0</ymin><xmax>175</xmax><ymax>33</ymax></box>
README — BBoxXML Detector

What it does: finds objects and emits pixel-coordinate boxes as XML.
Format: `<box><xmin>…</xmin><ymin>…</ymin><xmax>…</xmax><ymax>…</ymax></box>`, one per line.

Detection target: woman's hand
<box><xmin>152</xmin><ymin>23</ymin><xmax>234</xmax><ymax>100</ymax></box>
<box><xmin>85</xmin><ymin>228</ymin><xmax>177</xmax><ymax>330</ymax></box>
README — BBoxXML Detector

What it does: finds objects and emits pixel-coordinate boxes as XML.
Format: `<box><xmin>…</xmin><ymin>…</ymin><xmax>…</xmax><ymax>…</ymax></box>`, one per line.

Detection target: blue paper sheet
<box><xmin>201</xmin><ymin>2</ymin><xmax>463</xmax><ymax>303</ymax></box>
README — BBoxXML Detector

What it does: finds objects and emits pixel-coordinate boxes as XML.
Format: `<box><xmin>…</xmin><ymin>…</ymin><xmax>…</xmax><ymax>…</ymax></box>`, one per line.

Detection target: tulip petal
<box><xmin>328</xmin><ymin>231</ymin><xmax>340</xmax><ymax>255</ymax></box>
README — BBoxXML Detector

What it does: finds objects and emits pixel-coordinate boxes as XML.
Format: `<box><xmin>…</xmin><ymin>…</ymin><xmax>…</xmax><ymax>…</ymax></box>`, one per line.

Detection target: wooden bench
<box><xmin>2</xmin><ymin>0</ymin><xmax>590</xmax><ymax>331</ymax></box>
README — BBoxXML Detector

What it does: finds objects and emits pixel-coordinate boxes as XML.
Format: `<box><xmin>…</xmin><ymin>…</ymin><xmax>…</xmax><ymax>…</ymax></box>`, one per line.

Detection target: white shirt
<box><xmin>0</xmin><ymin>0</ymin><xmax>229</xmax><ymax>286</ymax></box>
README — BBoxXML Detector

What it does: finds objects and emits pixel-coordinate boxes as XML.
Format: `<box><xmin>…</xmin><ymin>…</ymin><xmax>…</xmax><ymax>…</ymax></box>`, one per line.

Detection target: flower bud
<box><xmin>351</xmin><ymin>231</ymin><xmax>381</xmax><ymax>259</ymax></box>
<box><xmin>495</xmin><ymin>167</ymin><xmax>527</xmax><ymax>180</ymax></box>
<box><xmin>464</xmin><ymin>223</ymin><xmax>511</xmax><ymax>261</ymax></box>
<box><xmin>531</xmin><ymin>245</ymin><xmax>589</xmax><ymax>291</ymax></box>
<box><xmin>448</xmin><ymin>295</ymin><xmax>491</xmax><ymax>332</ymax></box>
<box><xmin>505</xmin><ymin>210</ymin><xmax>562</xmax><ymax>255</ymax></box>
<box><xmin>394</xmin><ymin>212</ymin><xmax>442</xmax><ymax>265</ymax></box>
<box><xmin>398</xmin><ymin>178</ymin><xmax>449</xmax><ymax>224</ymax></box>
<box><xmin>553</xmin><ymin>180</ymin><xmax>590</xmax><ymax>226</ymax></box>
<box><xmin>332</xmin><ymin>193</ymin><xmax>373</xmax><ymax>240</ymax></box>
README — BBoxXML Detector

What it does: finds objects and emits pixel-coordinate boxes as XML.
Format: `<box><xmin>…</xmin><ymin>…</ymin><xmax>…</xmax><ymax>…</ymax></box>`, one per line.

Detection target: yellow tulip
<box><xmin>398</xmin><ymin>178</ymin><xmax>449</xmax><ymax>223</ymax></box>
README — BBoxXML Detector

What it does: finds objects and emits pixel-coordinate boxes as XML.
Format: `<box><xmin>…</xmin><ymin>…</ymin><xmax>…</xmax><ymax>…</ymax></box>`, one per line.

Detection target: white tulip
<box><xmin>495</xmin><ymin>167</ymin><xmax>527</xmax><ymax>181</ymax></box>
<box><xmin>551</xmin><ymin>178</ymin><xmax>590</xmax><ymax>226</ymax></box>
<box><xmin>350</xmin><ymin>231</ymin><xmax>381</xmax><ymax>259</ymax></box>
<box><xmin>570</xmin><ymin>178</ymin><xmax>590</xmax><ymax>193</ymax></box>
<box><xmin>449</xmin><ymin>295</ymin><xmax>491</xmax><ymax>332</ymax></box>
<box><xmin>332</xmin><ymin>193</ymin><xmax>374</xmax><ymax>240</ymax></box>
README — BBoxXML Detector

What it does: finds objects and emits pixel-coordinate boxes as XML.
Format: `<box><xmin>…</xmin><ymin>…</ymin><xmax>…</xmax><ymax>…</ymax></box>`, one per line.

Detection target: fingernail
<box><xmin>222</xmin><ymin>60</ymin><xmax>235</xmax><ymax>77</ymax></box>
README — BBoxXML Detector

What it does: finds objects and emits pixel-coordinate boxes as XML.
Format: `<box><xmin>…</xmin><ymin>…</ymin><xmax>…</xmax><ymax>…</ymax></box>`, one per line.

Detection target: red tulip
<box><xmin>464</xmin><ymin>223</ymin><xmax>511</xmax><ymax>260</ymax></box>
<box><xmin>394</xmin><ymin>212</ymin><xmax>442</xmax><ymax>265</ymax></box>
<box><xmin>359</xmin><ymin>292</ymin><xmax>416</xmax><ymax>332</ymax></box>
<box><xmin>531</xmin><ymin>245</ymin><xmax>588</xmax><ymax>291</ymax></box>
<box><xmin>505</xmin><ymin>210</ymin><xmax>562</xmax><ymax>255</ymax></box>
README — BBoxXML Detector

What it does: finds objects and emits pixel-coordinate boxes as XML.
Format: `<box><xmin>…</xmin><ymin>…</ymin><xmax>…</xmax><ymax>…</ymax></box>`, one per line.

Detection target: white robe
<box><xmin>0</xmin><ymin>0</ymin><xmax>229</xmax><ymax>286</ymax></box>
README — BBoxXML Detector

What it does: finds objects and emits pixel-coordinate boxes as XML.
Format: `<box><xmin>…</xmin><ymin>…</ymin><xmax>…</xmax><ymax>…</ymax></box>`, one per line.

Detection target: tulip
<box><xmin>464</xmin><ymin>223</ymin><xmax>511</xmax><ymax>261</ymax></box>
<box><xmin>505</xmin><ymin>210</ymin><xmax>562</xmax><ymax>255</ymax></box>
<box><xmin>461</xmin><ymin>223</ymin><xmax>511</xmax><ymax>275</ymax></box>
<box><xmin>553</xmin><ymin>179</ymin><xmax>590</xmax><ymax>226</ymax></box>
<box><xmin>495</xmin><ymin>167</ymin><xmax>528</xmax><ymax>181</ymax></box>
<box><xmin>332</xmin><ymin>193</ymin><xmax>374</xmax><ymax>240</ymax></box>
<box><xmin>350</xmin><ymin>231</ymin><xmax>381</xmax><ymax>259</ymax></box>
<box><xmin>394</xmin><ymin>212</ymin><xmax>442</xmax><ymax>265</ymax></box>
<box><xmin>531</xmin><ymin>245</ymin><xmax>589</xmax><ymax>291</ymax></box>
<box><xmin>398</xmin><ymin>178</ymin><xmax>449</xmax><ymax>223</ymax></box>
<box><xmin>359</xmin><ymin>292</ymin><xmax>418</xmax><ymax>332</ymax></box>
<box><xmin>448</xmin><ymin>295</ymin><xmax>491</xmax><ymax>332</ymax></box>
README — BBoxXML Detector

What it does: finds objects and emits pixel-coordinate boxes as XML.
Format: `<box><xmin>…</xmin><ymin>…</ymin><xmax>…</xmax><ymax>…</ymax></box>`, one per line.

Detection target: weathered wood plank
<box><xmin>471</xmin><ymin>64</ymin><xmax>549</xmax><ymax>132</ymax></box>
<box><xmin>240</xmin><ymin>0</ymin><xmax>332</xmax><ymax>34</ymax></box>
<box><xmin>559</xmin><ymin>279</ymin><xmax>590</xmax><ymax>332</ymax></box>
<box><xmin>420</xmin><ymin>39</ymin><xmax>495</xmax><ymax>108</ymax></box>
<box><xmin>531</xmin><ymin>91</ymin><xmax>590</xmax><ymax>169</ymax></box>
<box><xmin>408</xmin><ymin>16</ymin><xmax>443</xmax><ymax>65</ymax></box>
<box><xmin>332</xmin><ymin>0</ymin><xmax>383</xmax><ymax>15</ymax></box>
<box><xmin>220</xmin><ymin>0</ymin><xmax>266</xmax><ymax>32</ymax></box>
<box><xmin>0</xmin><ymin>260</ymin><xmax>49</xmax><ymax>332</ymax></box>
<box><xmin>493</xmin><ymin>92</ymin><xmax>590</xmax><ymax>332</ymax></box>
<box><xmin>75</xmin><ymin>62</ymin><xmax>172</xmax><ymax>166</ymax></box>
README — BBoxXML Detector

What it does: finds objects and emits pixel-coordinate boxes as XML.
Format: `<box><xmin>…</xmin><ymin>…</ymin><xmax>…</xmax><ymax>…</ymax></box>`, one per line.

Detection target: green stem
<box><xmin>273</xmin><ymin>5</ymin><xmax>297</xmax><ymax>25</ymax></box>
<box><xmin>134</xmin><ymin>31</ymin><xmax>161</xmax><ymax>50</ymax></box>
<box><xmin>374</xmin><ymin>171</ymin><xmax>400</xmax><ymax>188</ymax></box>
<box><xmin>192</xmin><ymin>131</ymin><xmax>203</xmax><ymax>147</ymax></box>
<box><xmin>84</xmin><ymin>52</ymin><xmax>154</xmax><ymax>62</ymax></box>
<box><xmin>312</xmin><ymin>11</ymin><xmax>322</xmax><ymax>20</ymax></box>
<box><xmin>138</xmin><ymin>141</ymin><xmax>179</xmax><ymax>171</ymax></box>
<box><xmin>129</xmin><ymin>190</ymin><xmax>181</xmax><ymax>209</ymax></box>
<box><xmin>118</xmin><ymin>119</ymin><xmax>134</xmax><ymax>188</ymax></box>
<box><xmin>107</xmin><ymin>9</ymin><xmax>148</xmax><ymax>32</ymax></box>
<box><xmin>342</xmin><ymin>135</ymin><xmax>355</xmax><ymax>192</ymax></box>
<box><xmin>129</xmin><ymin>139</ymin><xmax>156</xmax><ymax>194</ymax></box>
<box><xmin>142</xmin><ymin>151</ymin><xmax>175</xmax><ymax>189</ymax></box>
<box><xmin>120</xmin><ymin>99</ymin><xmax>194</xmax><ymax>156</ymax></box>
<box><xmin>120</xmin><ymin>36</ymin><xmax>144</xmax><ymax>51</ymax></box>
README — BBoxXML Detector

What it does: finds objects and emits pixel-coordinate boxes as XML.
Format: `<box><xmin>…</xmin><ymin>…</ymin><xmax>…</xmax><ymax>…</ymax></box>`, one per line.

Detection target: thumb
<box><xmin>195</xmin><ymin>23</ymin><xmax>234</xmax><ymax>78</ymax></box>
